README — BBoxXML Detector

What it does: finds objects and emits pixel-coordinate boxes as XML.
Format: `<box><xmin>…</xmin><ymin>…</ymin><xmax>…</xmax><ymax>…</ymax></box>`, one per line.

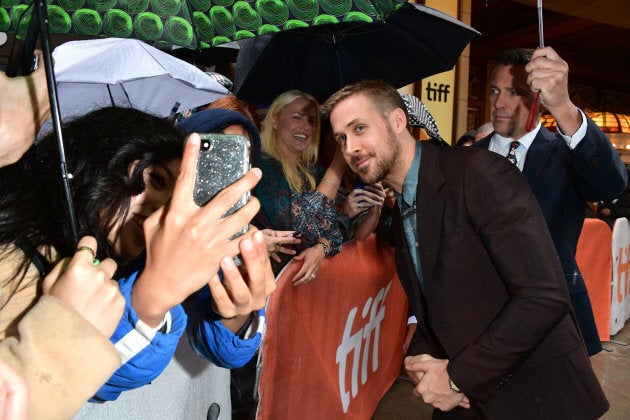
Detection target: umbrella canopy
<box><xmin>0</xmin><ymin>0</ymin><xmax>407</xmax><ymax>50</ymax></box>
<box><xmin>1</xmin><ymin>0</ymin><xmax>408</xmax><ymax>245</ymax></box>
<box><xmin>234</xmin><ymin>2</ymin><xmax>481</xmax><ymax>104</ymax></box>
<box><xmin>51</xmin><ymin>37</ymin><xmax>229</xmax><ymax>119</ymax></box>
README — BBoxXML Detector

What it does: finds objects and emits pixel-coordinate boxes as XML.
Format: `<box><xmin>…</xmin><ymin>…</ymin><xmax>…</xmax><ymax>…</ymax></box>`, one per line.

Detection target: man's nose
<box><xmin>344</xmin><ymin>136</ymin><xmax>361</xmax><ymax>155</ymax></box>
<box><xmin>492</xmin><ymin>91</ymin><xmax>505</xmax><ymax>109</ymax></box>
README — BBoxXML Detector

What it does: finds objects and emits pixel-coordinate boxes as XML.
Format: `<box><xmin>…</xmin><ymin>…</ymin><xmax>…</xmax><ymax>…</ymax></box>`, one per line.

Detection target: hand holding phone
<box><xmin>133</xmin><ymin>134</ymin><xmax>262</xmax><ymax>326</ymax></box>
<box><xmin>194</xmin><ymin>133</ymin><xmax>251</xmax><ymax>238</ymax></box>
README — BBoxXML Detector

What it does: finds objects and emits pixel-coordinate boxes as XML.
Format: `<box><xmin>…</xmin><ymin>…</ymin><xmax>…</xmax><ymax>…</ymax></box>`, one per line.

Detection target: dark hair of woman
<box><xmin>0</xmin><ymin>107</ymin><xmax>184</xmax><ymax>306</ymax></box>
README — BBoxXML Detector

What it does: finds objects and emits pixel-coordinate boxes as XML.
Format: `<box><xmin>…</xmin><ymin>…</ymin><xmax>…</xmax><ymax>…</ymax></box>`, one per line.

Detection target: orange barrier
<box><xmin>576</xmin><ymin>218</ymin><xmax>613</xmax><ymax>342</ymax></box>
<box><xmin>257</xmin><ymin>236</ymin><xmax>409</xmax><ymax>419</ymax></box>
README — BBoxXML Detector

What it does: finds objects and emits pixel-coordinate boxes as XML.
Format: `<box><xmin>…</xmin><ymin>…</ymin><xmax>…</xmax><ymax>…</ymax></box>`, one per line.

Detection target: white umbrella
<box><xmin>52</xmin><ymin>38</ymin><xmax>230</xmax><ymax>119</ymax></box>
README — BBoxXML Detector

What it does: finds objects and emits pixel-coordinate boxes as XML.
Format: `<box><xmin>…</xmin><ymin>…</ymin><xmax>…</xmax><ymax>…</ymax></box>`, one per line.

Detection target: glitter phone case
<box><xmin>194</xmin><ymin>133</ymin><xmax>251</xmax><ymax>237</ymax></box>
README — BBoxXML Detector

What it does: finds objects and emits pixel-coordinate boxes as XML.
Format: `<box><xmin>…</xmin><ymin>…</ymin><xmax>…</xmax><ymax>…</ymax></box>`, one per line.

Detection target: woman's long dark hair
<box><xmin>0</xmin><ymin>107</ymin><xmax>184</xmax><ymax>304</ymax></box>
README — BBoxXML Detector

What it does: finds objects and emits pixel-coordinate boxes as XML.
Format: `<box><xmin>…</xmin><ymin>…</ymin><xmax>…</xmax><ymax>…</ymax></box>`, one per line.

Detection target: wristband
<box><xmin>316</xmin><ymin>241</ymin><xmax>330</xmax><ymax>256</ymax></box>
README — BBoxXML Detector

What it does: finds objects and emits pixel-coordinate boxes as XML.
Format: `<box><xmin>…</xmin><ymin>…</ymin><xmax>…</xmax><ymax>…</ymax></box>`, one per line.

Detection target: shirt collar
<box><xmin>396</xmin><ymin>141</ymin><xmax>422</xmax><ymax>206</ymax></box>
<box><xmin>492</xmin><ymin>122</ymin><xmax>541</xmax><ymax>151</ymax></box>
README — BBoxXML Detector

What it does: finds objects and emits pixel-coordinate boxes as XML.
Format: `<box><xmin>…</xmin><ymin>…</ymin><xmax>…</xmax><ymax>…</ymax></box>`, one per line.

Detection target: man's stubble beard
<box><xmin>359</xmin><ymin>125</ymin><xmax>400</xmax><ymax>185</ymax></box>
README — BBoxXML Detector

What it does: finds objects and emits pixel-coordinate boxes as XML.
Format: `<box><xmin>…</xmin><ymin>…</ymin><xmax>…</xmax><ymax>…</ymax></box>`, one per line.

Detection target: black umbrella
<box><xmin>234</xmin><ymin>3</ymin><xmax>481</xmax><ymax>105</ymax></box>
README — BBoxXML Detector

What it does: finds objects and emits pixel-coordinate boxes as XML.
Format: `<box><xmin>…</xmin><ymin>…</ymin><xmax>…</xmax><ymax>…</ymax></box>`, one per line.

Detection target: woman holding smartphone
<box><xmin>0</xmin><ymin>107</ymin><xmax>274</xmax><ymax>417</ymax></box>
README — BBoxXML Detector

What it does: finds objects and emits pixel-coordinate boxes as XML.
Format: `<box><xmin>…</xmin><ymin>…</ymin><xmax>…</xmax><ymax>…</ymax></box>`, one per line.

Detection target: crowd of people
<box><xmin>0</xmin><ymin>43</ymin><xmax>627</xmax><ymax>420</ymax></box>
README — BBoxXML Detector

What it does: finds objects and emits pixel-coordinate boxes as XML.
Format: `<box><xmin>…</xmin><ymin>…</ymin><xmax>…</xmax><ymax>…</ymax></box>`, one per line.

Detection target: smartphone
<box><xmin>353</xmin><ymin>177</ymin><xmax>371</xmax><ymax>207</ymax></box>
<box><xmin>194</xmin><ymin>133</ymin><xmax>251</xmax><ymax>238</ymax></box>
<box><xmin>353</xmin><ymin>177</ymin><xmax>366</xmax><ymax>190</ymax></box>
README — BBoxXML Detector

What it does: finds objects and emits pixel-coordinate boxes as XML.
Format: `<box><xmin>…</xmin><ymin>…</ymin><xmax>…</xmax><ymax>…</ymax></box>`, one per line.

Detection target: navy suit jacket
<box><xmin>475</xmin><ymin>119</ymin><xmax>627</xmax><ymax>354</ymax></box>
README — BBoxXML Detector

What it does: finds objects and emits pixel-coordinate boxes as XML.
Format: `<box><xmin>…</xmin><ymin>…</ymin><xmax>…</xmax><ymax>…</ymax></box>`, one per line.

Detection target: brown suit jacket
<box><xmin>394</xmin><ymin>143</ymin><xmax>608</xmax><ymax>419</ymax></box>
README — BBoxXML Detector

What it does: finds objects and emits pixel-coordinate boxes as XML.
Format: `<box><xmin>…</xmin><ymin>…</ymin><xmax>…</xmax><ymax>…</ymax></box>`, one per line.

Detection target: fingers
<box><xmin>210</xmin><ymin>230</ymin><xmax>275</xmax><ymax>319</ymax></box>
<box><xmin>41</xmin><ymin>257</ymin><xmax>69</xmax><ymax>294</ymax></box>
<box><xmin>0</xmin><ymin>357</ymin><xmax>28</xmax><ymax>420</ymax></box>
<box><xmin>270</xmin><ymin>235</ymin><xmax>299</xmax><ymax>256</ymax></box>
<box><xmin>263</xmin><ymin>229</ymin><xmax>299</xmax><ymax>254</ymax></box>
<box><xmin>404</xmin><ymin>354</ymin><xmax>437</xmax><ymax>372</ymax></box>
<box><xmin>74</xmin><ymin>236</ymin><xmax>98</xmax><ymax>260</ymax></box>
<box><xmin>244</xmin><ymin>230</ymin><xmax>276</xmax><ymax>300</ymax></box>
<box><xmin>291</xmin><ymin>247</ymin><xmax>323</xmax><ymax>286</ymax></box>
<box><xmin>211</xmin><ymin>257</ymin><xmax>250</xmax><ymax>319</ymax></box>
<box><xmin>170</xmin><ymin>133</ymin><xmax>201</xmax><ymax>211</ymax></box>
<box><xmin>292</xmin><ymin>271</ymin><xmax>317</xmax><ymax>286</ymax></box>
<box><xmin>267</xmin><ymin>234</ymin><xmax>300</xmax><ymax>247</ymax></box>
<box><xmin>43</xmin><ymin>236</ymin><xmax>100</xmax><ymax>293</ymax></box>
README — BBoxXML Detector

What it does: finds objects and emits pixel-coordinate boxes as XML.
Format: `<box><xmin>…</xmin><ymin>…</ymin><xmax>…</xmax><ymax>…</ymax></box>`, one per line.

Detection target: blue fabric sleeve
<box><xmin>90</xmin><ymin>270</ymin><xmax>187</xmax><ymax>402</ymax></box>
<box><xmin>184</xmin><ymin>285</ymin><xmax>264</xmax><ymax>369</ymax></box>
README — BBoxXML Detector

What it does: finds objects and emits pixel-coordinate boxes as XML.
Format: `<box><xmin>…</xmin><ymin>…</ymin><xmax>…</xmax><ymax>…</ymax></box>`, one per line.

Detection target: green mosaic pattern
<box><xmin>0</xmin><ymin>0</ymin><xmax>406</xmax><ymax>48</ymax></box>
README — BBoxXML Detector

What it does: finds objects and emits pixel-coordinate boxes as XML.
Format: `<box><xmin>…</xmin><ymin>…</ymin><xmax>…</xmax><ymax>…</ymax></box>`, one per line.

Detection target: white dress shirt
<box><xmin>487</xmin><ymin>109</ymin><xmax>589</xmax><ymax>171</ymax></box>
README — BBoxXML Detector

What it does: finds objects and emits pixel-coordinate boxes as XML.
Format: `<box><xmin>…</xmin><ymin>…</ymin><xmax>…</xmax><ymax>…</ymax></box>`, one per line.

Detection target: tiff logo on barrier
<box><xmin>335</xmin><ymin>282</ymin><xmax>392</xmax><ymax>413</ymax></box>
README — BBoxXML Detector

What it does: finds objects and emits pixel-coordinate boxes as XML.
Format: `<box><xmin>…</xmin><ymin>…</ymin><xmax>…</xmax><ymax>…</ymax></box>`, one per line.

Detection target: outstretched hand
<box><xmin>42</xmin><ymin>236</ymin><xmax>124</xmax><ymax>339</ymax></box>
<box><xmin>261</xmin><ymin>229</ymin><xmax>301</xmax><ymax>262</ymax></box>
<box><xmin>132</xmin><ymin>133</ymin><xmax>263</xmax><ymax>327</ymax></box>
<box><xmin>291</xmin><ymin>244</ymin><xmax>325</xmax><ymax>286</ymax></box>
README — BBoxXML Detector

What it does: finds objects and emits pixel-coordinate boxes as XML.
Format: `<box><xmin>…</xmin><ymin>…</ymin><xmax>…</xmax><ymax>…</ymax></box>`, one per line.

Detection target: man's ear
<box><xmin>389</xmin><ymin>108</ymin><xmax>408</xmax><ymax>134</ymax></box>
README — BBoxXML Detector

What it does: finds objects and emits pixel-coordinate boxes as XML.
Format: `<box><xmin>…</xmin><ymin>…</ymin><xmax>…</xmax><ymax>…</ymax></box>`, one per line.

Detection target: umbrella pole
<box><xmin>32</xmin><ymin>0</ymin><xmax>80</xmax><ymax>245</ymax></box>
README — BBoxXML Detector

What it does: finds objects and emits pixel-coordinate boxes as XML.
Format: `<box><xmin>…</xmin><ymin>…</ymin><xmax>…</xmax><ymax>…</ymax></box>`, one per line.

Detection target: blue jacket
<box><xmin>91</xmin><ymin>256</ymin><xmax>265</xmax><ymax>401</ymax></box>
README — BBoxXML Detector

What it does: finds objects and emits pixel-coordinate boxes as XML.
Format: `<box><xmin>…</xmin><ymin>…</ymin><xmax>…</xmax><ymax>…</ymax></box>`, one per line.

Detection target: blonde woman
<box><xmin>253</xmin><ymin>90</ymin><xmax>343</xmax><ymax>285</ymax></box>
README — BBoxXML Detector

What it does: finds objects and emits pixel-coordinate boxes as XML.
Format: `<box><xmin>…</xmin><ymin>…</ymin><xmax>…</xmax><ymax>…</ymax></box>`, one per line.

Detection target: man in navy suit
<box><xmin>475</xmin><ymin>47</ymin><xmax>627</xmax><ymax>355</ymax></box>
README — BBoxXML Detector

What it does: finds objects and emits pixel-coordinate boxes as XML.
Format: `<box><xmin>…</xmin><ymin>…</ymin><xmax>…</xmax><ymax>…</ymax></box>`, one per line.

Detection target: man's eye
<box><xmin>337</xmin><ymin>134</ymin><xmax>347</xmax><ymax>144</ymax></box>
<box><xmin>489</xmin><ymin>88</ymin><xmax>499</xmax><ymax>95</ymax></box>
<box><xmin>355</xmin><ymin>124</ymin><xmax>365</xmax><ymax>133</ymax></box>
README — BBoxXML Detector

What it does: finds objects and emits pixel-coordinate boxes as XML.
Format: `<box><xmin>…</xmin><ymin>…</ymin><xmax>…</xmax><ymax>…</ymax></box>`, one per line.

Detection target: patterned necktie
<box><xmin>506</xmin><ymin>141</ymin><xmax>520</xmax><ymax>165</ymax></box>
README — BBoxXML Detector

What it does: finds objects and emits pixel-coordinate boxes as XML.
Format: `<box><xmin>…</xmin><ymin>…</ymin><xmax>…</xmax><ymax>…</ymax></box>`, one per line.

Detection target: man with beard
<box><xmin>474</xmin><ymin>47</ymin><xmax>627</xmax><ymax>356</ymax></box>
<box><xmin>322</xmin><ymin>80</ymin><xmax>609</xmax><ymax>419</ymax></box>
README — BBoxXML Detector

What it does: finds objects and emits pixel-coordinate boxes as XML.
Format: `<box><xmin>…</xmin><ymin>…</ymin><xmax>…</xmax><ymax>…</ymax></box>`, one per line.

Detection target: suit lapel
<box><xmin>417</xmin><ymin>144</ymin><xmax>446</xmax><ymax>288</ymax></box>
<box><xmin>475</xmin><ymin>130</ymin><xmax>556</xmax><ymax>189</ymax></box>
<box><xmin>522</xmin><ymin>129</ymin><xmax>556</xmax><ymax>187</ymax></box>
<box><xmin>474</xmin><ymin>136</ymin><xmax>491</xmax><ymax>149</ymax></box>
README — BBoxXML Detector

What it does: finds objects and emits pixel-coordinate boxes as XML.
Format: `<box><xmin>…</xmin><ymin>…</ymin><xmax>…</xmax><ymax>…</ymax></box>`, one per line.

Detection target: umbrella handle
<box><xmin>32</xmin><ymin>0</ymin><xmax>80</xmax><ymax>245</ymax></box>
<box><xmin>527</xmin><ymin>0</ymin><xmax>544</xmax><ymax>132</ymax></box>
<box><xmin>526</xmin><ymin>91</ymin><xmax>540</xmax><ymax>132</ymax></box>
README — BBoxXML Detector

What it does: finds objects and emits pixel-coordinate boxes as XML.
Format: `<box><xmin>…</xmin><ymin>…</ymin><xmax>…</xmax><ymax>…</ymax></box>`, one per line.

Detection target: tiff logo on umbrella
<box><xmin>335</xmin><ymin>282</ymin><xmax>392</xmax><ymax>412</ymax></box>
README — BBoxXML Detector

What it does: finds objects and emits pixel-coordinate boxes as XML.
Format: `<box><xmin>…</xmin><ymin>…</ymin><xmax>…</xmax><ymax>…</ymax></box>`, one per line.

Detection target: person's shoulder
<box><xmin>258</xmin><ymin>153</ymin><xmax>280</xmax><ymax>169</ymax></box>
<box><xmin>431</xmin><ymin>143</ymin><xmax>515</xmax><ymax>179</ymax></box>
<box><xmin>433</xmin><ymin>142</ymin><xmax>502</xmax><ymax>163</ymax></box>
